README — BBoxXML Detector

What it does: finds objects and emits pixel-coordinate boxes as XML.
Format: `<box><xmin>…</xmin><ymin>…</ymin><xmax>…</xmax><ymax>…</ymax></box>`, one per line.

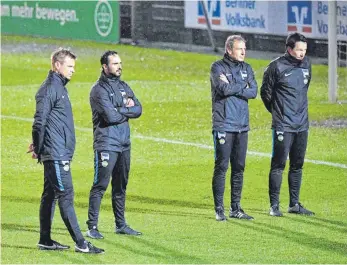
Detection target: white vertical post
<box><xmin>131</xmin><ymin>0</ymin><xmax>136</xmax><ymax>43</ymax></box>
<box><xmin>328</xmin><ymin>0</ymin><xmax>338</xmax><ymax>103</ymax></box>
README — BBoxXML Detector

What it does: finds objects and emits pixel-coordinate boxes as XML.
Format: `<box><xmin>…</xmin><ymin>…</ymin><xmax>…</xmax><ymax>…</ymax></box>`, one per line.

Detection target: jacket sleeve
<box><xmin>210</xmin><ymin>63</ymin><xmax>244</xmax><ymax>97</ymax></box>
<box><xmin>307</xmin><ymin>60</ymin><xmax>312</xmax><ymax>88</ymax></box>
<box><xmin>92</xmin><ymin>86</ymin><xmax>128</xmax><ymax>124</ymax></box>
<box><xmin>117</xmin><ymin>88</ymin><xmax>142</xmax><ymax>119</ymax></box>
<box><xmin>238</xmin><ymin>65</ymin><xmax>258</xmax><ymax>99</ymax></box>
<box><xmin>260</xmin><ymin>62</ymin><xmax>277</xmax><ymax>113</ymax></box>
<box><xmin>32</xmin><ymin>87</ymin><xmax>54</xmax><ymax>155</ymax></box>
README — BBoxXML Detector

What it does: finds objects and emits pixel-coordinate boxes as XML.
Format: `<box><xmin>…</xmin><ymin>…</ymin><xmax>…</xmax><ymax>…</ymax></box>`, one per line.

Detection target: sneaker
<box><xmin>288</xmin><ymin>203</ymin><xmax>315</xmax><ymax>216</ymax></box>
<box><xmin>215</xmin><ymin>207</ymin><xmax>227</xmax><ymax>221</ymax></box>
<box><xmin>37</xmin><ymin>240</ymin><xmax>70</xmax><ymax>250</ymax></box>
<box><xmin>115</xmin><ymin>225</ymin><xmax>142</xmax><ymax>236</ymax></box>
<box><xmin>269</xmin><ymin>205</ymin><xmax>283</xmax><ymax>217</ymax></box>
<box><xmin>229</xmin><ymin>207</ymin><xmax>254</xmax><ymax>220</ymax></box>
<box><xmin>75</xmin><ymin>241</ymin><xmax>105</xmax><ymax>254</ymax></box>
<box><xmin>86</xmin><ymin>226</ymin><xmax>104</xmax><ymax>239</ymax></box>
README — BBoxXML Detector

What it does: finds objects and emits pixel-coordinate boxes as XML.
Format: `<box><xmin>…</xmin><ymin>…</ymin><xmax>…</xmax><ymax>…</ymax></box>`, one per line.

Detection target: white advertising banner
<box><xmin>281</xmin><ymin>1</ymin><xmax>347</xmax><ymax>41</ymax></box>
<box><xmin>185</xmin><ymin>1</ymin><xmax>347</xmax><ymax>41</ymax></box>
<box><xmin>184</xmin><ymin>0</ymin><xmax>269</xmax><ymax>33</ymax></box>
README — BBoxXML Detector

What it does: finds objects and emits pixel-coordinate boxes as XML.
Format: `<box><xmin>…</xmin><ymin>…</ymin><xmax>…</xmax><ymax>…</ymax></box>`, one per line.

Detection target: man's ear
<box><xmin>102</xmin><ymin>64</ymin><xmax>108</xmax><ymax>72</ymax></box>
<box><xmin>54</xmin><ymin>61</ymin><xmax>61</xmax><ymax>71</ymax></box>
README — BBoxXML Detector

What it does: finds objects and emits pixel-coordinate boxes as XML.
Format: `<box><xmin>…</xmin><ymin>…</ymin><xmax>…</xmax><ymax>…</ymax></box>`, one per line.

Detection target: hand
<box><xmin>126</xmin><ymin>98</ymin><xmax>135</xmax><ymax>107</ymax></box>
<box><xmin>27</xmin><ymin>143</ymin><xmax>38</xmax><ymax>159</ymax></box>
<box><xmin>219</xmin><ymin>74</ymin><xmax>229</xmax><ymax>84</ymax></box>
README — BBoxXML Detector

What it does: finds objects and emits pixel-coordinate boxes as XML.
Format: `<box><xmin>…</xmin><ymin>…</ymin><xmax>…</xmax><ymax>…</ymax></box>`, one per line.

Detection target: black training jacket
<box><xmin>210</xmin><ymin>54</ymin><xmax>258</xmax><ymax>133</ymax></box>
<box><xmin>32</xmin><ymin>71</ymin><xmax>75</xmax><ymax>162</ymax></box>
<box><xmin>90</xmin><ymin>72</ymin><xmax>142</xmax><ymax>152</ymax></box>
<box><xmin>260</xmin><ymin>53</ymin><xmax>311</xmax><ymax>132</ymax></box>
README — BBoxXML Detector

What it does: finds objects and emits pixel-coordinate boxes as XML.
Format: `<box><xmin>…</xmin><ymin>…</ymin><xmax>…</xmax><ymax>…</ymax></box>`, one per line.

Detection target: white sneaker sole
<box><xmin>37</xmin><ymin>243</ymin><xmax>68</xmax><ymax>250</ymax></box>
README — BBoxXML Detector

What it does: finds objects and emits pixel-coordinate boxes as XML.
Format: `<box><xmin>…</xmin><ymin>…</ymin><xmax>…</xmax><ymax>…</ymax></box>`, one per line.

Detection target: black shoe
<box><xmin>215</xmin><ymin>207</ymin><xmax>227</xmax><ymax>221</ymax></box>
<box><xmin>229</xmin><ymin>207</ymin><xmax>254</xmax><ymax>220</ymax></box>
<box><xmin>116</xmin><ymin>225</ymin><xmax>142</xmax><ymax>236</ymax></box>
<box><xmin>86</xmin><ymin>226</ymin><xmax>104</xmax><ymax>239</ymax></box>
<box><xmin>269</xmin><ymin>204</ymin><xmax>283</xmax><ymax>217</ymax></box>
<box><xmin>75</xmin><ymin>241</ymin><xmax>105</xmax><ymax>254</ymax></box>
<box><xmin>37</xmin><ymin>240</ymin><xmax>70</xmax><ymax>250</ymax></box>
<box><xmin>288</xmin><ymin>203</ymin><xmax>315</xmax><ymax>216</ymax></box>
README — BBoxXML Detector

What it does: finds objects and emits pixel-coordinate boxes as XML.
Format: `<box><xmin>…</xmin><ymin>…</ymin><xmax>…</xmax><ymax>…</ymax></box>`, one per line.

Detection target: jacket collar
<box><xmin>100</xmin><ymin>71</ymin><xmax>120</xmax><ymax>83</ymax></box>
<box><xmin>223</xmin><ymin>53</ymin><xmax>243</xmax><ymax>67</ymax></box>
<box><xmin>284</xmin><ymin>52</ymin><xmax>305</xmax><ymax>66</ymax></box>
<box><xmin>49</xmin><ymin>70</ymin><xmax>69</xmax><ymax>86</ymax></box>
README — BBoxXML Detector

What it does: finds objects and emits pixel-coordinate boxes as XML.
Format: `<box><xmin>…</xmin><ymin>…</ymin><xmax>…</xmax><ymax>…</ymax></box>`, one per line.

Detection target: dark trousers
<box><xmin>87</xmin><ymin>150</ymin><xmax>130</xmax><ymax>229</ymax></box>
<box><xmin>269</xmin><ymin>130</ymin><xmax>308</xmax><ymax>207</ymax></box>
<box><xmin>212</xmin><ymin>131</ymin><xmax>248</xmax><ymax>210</ymax></box>
<box><xmin>40</xmin><ymin>161</ymin><xmax>84</xmax><ymax>244</ymax></box>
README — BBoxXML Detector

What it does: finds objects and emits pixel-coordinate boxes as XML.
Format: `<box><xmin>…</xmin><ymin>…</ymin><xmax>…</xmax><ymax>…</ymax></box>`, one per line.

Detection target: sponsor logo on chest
<box><xmin>302</xmin><ymin>69</ymin><xmax>310</xmax><ymax>84</ymax></box>
<box><xmin>240</xmin><ymin>70</ymin><xmax>247</xmax><ymax>80</ymax></box>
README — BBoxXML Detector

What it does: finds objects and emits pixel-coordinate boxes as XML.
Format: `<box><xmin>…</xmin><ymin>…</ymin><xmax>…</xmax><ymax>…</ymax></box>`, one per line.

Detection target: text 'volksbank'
<box><xmin>0</xmin><ymin>2</ymin><xmax>79</xmax><ymax>26</ymax></box>
<box><xmin>316</xmin><ymin>1</ymin><xmax>347</xmax><ymax>36</ymax></box>
<box><xmin>224</xmin><ymin>1</ymin><xmax>265</xmax><ymax>28</ymax></box>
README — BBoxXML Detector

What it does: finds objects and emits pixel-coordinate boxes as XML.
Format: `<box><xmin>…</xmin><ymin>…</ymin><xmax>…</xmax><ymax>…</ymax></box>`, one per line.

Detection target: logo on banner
<box><xmin>287</xmin><ymin>1</ymin><xmax>312</xmax><ymax>33</ymax></box>
<box><xmin>95</xmin><ymin>0</ymin><xmax>113</xmax><ymax>37</ymax></box>
<box><xmin>197</xmin><ymin>0</ymin><xmax>221</xmax><ymax>25</ymax></box>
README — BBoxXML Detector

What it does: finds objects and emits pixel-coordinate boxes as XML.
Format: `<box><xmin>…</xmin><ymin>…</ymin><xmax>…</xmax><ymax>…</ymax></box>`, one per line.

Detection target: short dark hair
<box><xmin>286</xmin><ymin>33</ymin><xmax>307</xmax><ymax>49</ymax></box>
<box><xmin>100</xmin><ymin>50</ymin><xmax>118</xmax><ymax>65</ymax></box>
<box><xmin>51</xmin><ymin>48</ymin><xmax>76</xmax><ymax>69</ymax></box>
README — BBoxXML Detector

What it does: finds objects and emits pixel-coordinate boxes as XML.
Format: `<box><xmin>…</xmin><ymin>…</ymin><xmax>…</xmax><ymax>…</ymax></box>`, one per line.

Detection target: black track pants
<box><xmin>212</xmin><ymin>131</ymin><xmax>248</xmax><ymax>210</ymax></box>
<box><xmin>87</xmin><ymin>150</ymin><xmax>130</xmax><ymax>229</ymax></box>
<box><xmin>269</xmin><ymin>130</ymin><xmax>308</xmax><ymax>207</ymax></box>
<box><xmin>41</xmin><ymin>160</ymin><xmax>84</xmax><ymax>244</ymax></box>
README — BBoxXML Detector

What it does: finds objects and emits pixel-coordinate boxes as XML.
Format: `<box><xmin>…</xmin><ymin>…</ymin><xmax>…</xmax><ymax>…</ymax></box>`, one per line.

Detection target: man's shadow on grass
<box><xmin>2</xmin><ymin>222</ymin><xmax>66</xmax><ymax>234</ymax></box>
<box><xmin>232</xmin><ymin>220</ymin><xmax>347</xmax><ymax>257</ymax></box>
<box><xmin>4</xmin><ymin>194</ymin><xmax>347</xmax><ymax>227</ymax></box>
<box><xmin>2</xmin><ymin>194</ymin><xmax>214</xmax><ymax>220</ymax></box>
<box><xmin>102</xmin><ymin>235</ymin><xmax>207</xmax><ymax>263</ymax></box>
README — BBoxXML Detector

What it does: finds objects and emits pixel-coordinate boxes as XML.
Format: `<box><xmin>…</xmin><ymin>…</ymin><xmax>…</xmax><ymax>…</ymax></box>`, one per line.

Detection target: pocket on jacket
<box><xmin>239</xmin><ymin>100</ymin><xmax>248</xmax><ymax>127</ymax></box>
<box><xmin>63</xmin><ymin>127</ymin><xmax>73</xmax><ymax>150</ymax></box>
<box><xmin>63</xmin><ymin>127</ymin><xmax>67</xmax><ymax>147</ymax></box>
<box><xmin>223</xmin><ymin>100</ymin><xmax>226</xmax><ymax>120</ymax></box>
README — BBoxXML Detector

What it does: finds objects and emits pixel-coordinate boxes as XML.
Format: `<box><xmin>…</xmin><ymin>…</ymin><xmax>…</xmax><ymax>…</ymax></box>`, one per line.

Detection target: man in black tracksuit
<box><xmin>261</xmin><ymin>33</ymin><xmax>314</xmax><ymax>217</ymax></box>
<box><xmin>86</xmin><ymin>51</ymin><xmax>142</xmax><ymax>239</ymax></box>
<box><xmin>211</xmin><ymin>35</ymin><xmax>257</xmax><ymax>221</ymax></box>
<box><xmin>30</xmin><ymin>48</ymin><xmax>104</xmax><ymax>253</ymax></box>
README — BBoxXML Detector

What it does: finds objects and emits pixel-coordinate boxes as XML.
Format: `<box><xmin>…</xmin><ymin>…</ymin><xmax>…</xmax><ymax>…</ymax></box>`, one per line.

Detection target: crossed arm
<box><xmin>211</xmin><ymin>64</ymin><xmax>257</xmax><ymax>100</ymax></box>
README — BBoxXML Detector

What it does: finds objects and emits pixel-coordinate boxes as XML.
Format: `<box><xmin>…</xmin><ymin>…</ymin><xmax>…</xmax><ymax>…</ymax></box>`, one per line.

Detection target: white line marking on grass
<box><xmin>1</xmin><ymin>82</ymin><xmax>94</xmax><ymax>90</ymax></box>
<box><xmin>2</xmin><ymin>115</ymin><xmax>347</xmax><ymax>169</ymax></box>
<box><xmin>1</xmin><ymin>80</ymin><xmax>206</xmax><ymax>90</ymax></box>
<box><xmin>1</xmin><ymin>116</ymin><xmax>34</xmax><ymax>122</ymax></box>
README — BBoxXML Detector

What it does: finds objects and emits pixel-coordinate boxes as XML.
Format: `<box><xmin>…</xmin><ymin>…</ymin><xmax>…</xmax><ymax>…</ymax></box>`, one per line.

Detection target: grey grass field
<box><xmin>1</xmin><ymin>35</ymin><xmax>347</xmax><ymax>264</ymax></box>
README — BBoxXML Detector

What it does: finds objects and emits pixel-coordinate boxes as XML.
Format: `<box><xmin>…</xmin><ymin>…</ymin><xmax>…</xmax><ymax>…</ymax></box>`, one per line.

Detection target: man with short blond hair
<box><xmin>50</xmin><ymin>48</ymin><xmax>76</xmax><ymax>69</ymax></box>
<box><xmin>29</xmin><ymin>48</ymin><xmax>104</xmax><ymax>254</ymax></box>
<box><xmin>210</xmin><ymin>35</ymin><xmax>258</xmax><ymax>221</ymax></box>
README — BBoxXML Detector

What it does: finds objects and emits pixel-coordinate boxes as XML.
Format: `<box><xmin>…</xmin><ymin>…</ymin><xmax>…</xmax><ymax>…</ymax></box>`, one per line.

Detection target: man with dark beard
<box><xmin>86</xmin><ymin>51</ymin><xmax>142</xmax><ymax>239</ymax></box>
